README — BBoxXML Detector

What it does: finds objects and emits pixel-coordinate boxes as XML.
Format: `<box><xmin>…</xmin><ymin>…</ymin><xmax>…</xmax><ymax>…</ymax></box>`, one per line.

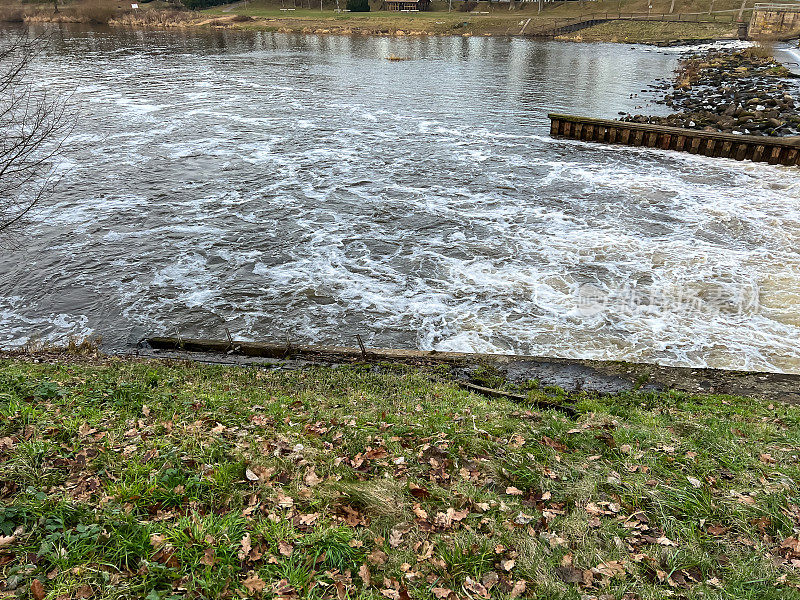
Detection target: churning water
<box><xmin>2</xmin><ymin>25</ymin><xmax>800</xmax><ymax>372</ymax></box>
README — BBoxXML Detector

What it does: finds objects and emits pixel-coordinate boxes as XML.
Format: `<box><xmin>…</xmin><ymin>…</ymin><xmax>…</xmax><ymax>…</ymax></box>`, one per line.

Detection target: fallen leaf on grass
<box><xmin>706</xmin><ymin>525</ymin><xmax>728</xmax><ymax>536</ymax></box>
<box><xmin>431</xmin><ymin>588</ymin><xmax>452</xmax><ymax>599</ymax></box>
<box><xmin>239</xmin><ymin>533</ymin><xmax>252</xmax><ymax>560</ymax></box>
<box><xmin>556</xmin><ymin>565</ymin><xmax>593</xmax><ymax>586</ymax></box>
<box><xmin>304</xmin><ymin>469</ymin><xmax>323</xmax><ymax>487</ymax></box>
<box><xmin>509</xmin><ymin>580</ymin><xmax>526</xmax><ymax>598</ymax></box>
<box><xmin>0</xmin><ymin>535</ymin><xmax>15</xmax><ymax>548</ymax></box>
<box><xmin>505</xmin><ymin>486</ymin><xmax>523</xmax><ymax>496</ymax></box>
<box><xmin>243</xmin><ymin>572</ymin><xmax>266</xmax><ymax>594</ymax></box>
<box><xmin>299</xmin><ymin>513</ymin><xmax>319</xmax><ymax>526</ymax></box>
<box><xmin>408</xmin><ymin>482</ymin><xmax>431</xmax><ymax>499</ymax></box>
<box><xmin>278</xmin><ymin>540</ymin><xmax>294</xmax><ymax>557</ymax></box>
<box><xmin>592</xmin><ymin>560</ymin><xmax>626</xmax><ymax>578</ymax></box>
<box><xmin>358</xmin><ymin>564</ymin><xmax>371</xmax><ymax>586</ymax></box>
<box><xmin>200</xmin><ymin>547</ymin><xmax>216</xmax><ymax>566</ymax></box>
<box><xmin>389</xmin><ymin>525</ymin><xmax>410</xmax><ymax>548</ymax></box>
<box><xmin>500</xmin><ymin>558</ymin><xmax>516</xmax><ymax>571</ymax></box>
<box><xmin>31</xmin><ymin>580</ymin><xmax>45</xmax><ymax>600</ymax></box>
<box><xmin>464</xmin><ymin>576</ymin><xmax>490</xmax><ymax>599</ymax></box>
<box><xmin>657</xmin><ymin>536</ymin><xmax>677</xmax><ymax>547</ymax></box>
<box><xmin>368</xmin><ymin>548</ymin><xmax>388</xmax><ymax>566</ymax></box>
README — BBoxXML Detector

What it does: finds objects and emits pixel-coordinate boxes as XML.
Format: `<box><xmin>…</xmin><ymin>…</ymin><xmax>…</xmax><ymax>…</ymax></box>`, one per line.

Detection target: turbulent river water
<box><xmin>2</xmin><ymin>25</ymin><xmax>799</xmax><ymax>372</ymax></box>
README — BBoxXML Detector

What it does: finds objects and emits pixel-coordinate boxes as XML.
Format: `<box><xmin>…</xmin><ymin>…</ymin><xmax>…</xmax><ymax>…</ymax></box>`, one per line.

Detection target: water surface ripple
<box><xmin>2</xmin><ymin>26</ymin><xmax>799</xmax><ymax>372</ymax></box>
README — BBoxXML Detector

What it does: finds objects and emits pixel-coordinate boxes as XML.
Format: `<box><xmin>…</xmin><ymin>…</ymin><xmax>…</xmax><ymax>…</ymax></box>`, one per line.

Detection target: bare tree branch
<box><xmin>0</xmin><ymin>31</ymin><xmax>72</xmax><ymax>242</ymax></box>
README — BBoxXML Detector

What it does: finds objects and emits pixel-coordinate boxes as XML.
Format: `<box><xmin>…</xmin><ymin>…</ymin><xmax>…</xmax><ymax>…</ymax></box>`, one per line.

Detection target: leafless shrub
<box><xmin>0</xmin><ymin>33</ymin><xmax>72</xmax><ymax>243</ymax></box>
<box><xmin>108</xmin><ymin>9</ymin><xmax>196</xmax><ymax>27</ymax></box>
<box><xmin>745</xmin><ymin>41</ymin><xmax>774</xmax><ymax>58</ymax></box>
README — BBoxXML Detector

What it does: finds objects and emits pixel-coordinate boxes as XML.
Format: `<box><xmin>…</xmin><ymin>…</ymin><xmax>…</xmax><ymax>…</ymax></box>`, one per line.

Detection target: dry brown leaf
<box><xmin>592</xmin><ymin>560</ymin><xmax>626</xmax><ymax>578</ymax></box>
<box><xmin>278</xmin><ymin>540</ymin><xmax>294</xmax><ymax>557</ymax></box>
<box><xmin>245</xmin><ymin>468</ymin><xmax>260</xmax><ymax>482</ymax></box>
<box><xmin>657</xmin><ymin>536</ymin><xmax>677</xmax><ymax>547</ymax></box>
<box><xmin>500</xmin><ymin>558</ymin><xmax>516</xmax><ymax>572</ymax></box>
<box><xmin>431</xmin><ymin>588</ymin><xmax>452</xmax><ymax>599</ymax></box>
<box><xmin>388</xmin><ymin>527</ymin><xmax>406</xmax><ymax>548</ymax></box>
<box><xmin>239</xmin><ymin>533</ymin><xmax>252</xmax><ymax>560</ymax></box>
<box><xmin>358</xmin><ymin>564</ymin><xmax>372</xmax><ymax>586</ymax></box>
<box><xmin>299</xmin><ymin>513</ymin><xmax>319</xmax><ymax>526</ymax></box>
<box><xmin>707</xmin><ymin>524</ymin><xmax>728</xmax><ymax>536</ymax></box>
<box><xmin>368</xmin><ymin>548</ymin><xmax>388</xmax><ymax>566</ymax></box>
<box><xmin>0</xmin><ymin>535</ymin><xmax>15</xmax><ymax>548</ymax></box>
<box><xmin>464</xmin><ymin>576</ymin><xmax>490</xmax><ymax>599</ymax></box>
<box><xmin>31</xmin><ymin>580</ymin><xmax>45</xmax><ymax>600</ymax></box>
<box><xmin>243</xmin><ymin>572</ymin><xmax>266</xmax><ymax>594</ymax></box>
<box><xmin>509</xmin><ymin>580</ymin><xmax>526</xmax><ymax>598</ymax></box>
<box><xmin>304</xmin><ymin>469</ymin><xmax>323</xmax><ymax>487</ymax></box>
<box><xmin>505</xmin><ymin>486</ymin><xmax>523</xmax><ymax>496</ymax></box>
<box><xmin>276</xmin><ymin>491</ymin><xmax>294</xmax><ymax>508</ymax></box>
<box><xmin>408</xmin><ymin>482</ymin><xmax>431</xmax><ymax>499</ymax></box>
<box><xmin>200</xmin><ymin>547</ymin><xmax>216</xmax><ymax>567</ymax></box>
<box><xmin>75</xmin><ymin>584</ymin><xmax>94</xmax><ymax>598</ymax></box>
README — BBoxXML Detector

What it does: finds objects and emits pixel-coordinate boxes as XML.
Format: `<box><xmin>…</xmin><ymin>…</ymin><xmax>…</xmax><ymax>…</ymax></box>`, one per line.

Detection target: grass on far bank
<box><xmin>2</xmin><ymin>0</ymin><xmax>755</xmax><ymax>42</ymax></box>
<box><xmin>1</xmin><ymin>356</ymin><xmax>800</xmax><ymax>599</ymax></box>
<box><xmin>557</xmin><ymin>20</ymin><xmax>737</xmax><ymax>43</ymax></box>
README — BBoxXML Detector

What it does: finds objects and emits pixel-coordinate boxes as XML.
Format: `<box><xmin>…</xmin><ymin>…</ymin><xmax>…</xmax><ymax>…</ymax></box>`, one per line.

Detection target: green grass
<box><xmin>0</xmin><ymin>356</ymin><xmax>799</xmax><ymax>599</ymax></box>
<box><xmin>558</xmin><ymin>20</ymin><xmax>737</xmax><ymax>43</ymax></box>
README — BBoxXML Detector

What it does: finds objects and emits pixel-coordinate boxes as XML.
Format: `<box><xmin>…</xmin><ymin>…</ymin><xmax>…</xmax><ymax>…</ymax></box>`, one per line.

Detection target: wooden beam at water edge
<box><xmin>548</xmin><ymin>113</ymin><xmax>800</xmax><ymax>167</ymax></box>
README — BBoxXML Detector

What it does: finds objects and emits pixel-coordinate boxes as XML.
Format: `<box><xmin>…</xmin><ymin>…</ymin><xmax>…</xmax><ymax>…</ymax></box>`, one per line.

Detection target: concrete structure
<box><xmin>749</xmin><ymin>2</ymin><xmax>800</xmax><ymax>37</ymax></box>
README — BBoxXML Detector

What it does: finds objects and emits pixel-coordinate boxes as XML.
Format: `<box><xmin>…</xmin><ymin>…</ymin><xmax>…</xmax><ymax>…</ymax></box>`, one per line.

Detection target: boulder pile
<box><xmin>621</xmin><ymin>48</ymin><xmax>800</xmax><ymax>137</ymax></box>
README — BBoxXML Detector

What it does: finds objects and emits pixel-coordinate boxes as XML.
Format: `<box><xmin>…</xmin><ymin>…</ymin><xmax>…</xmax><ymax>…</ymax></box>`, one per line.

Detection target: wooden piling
<box><xmin>548</xmin><ymin>113</ymin><xmax>800</xmax><ymax>167</ymax></box>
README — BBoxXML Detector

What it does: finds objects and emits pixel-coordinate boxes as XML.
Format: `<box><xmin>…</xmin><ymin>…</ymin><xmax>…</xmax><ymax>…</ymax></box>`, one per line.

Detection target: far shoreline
<box><xmin>3</xmin><ymin>1</ymin><xmax>748</xmax><ymax>46</ymax></box>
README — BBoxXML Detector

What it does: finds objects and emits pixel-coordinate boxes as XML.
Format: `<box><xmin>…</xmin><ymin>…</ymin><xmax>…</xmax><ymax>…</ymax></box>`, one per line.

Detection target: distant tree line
<box><xmin>181</xmin><ymin>0</ymin><xmax>230</xmax><ymax>9</ymax></box>
<box><xmin>346</xmin><ymin>0</ymin><xmax>370</xmax><ymax>10</ymax></box>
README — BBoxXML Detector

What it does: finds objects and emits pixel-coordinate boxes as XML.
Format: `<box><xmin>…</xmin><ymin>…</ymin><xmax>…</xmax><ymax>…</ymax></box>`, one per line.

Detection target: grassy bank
<box><xmin>1</xmin><ymin>355</ymin><xmax>799</xmax><ymax>599</ymax></box>
<box><xmin>556</xmin><ymin>20</ymin><xmax>737</xmax><ymax>43</ymax></box>
<box><xmin>2</xmin><ymin>0</ymin><xmax>747</xmax><ymax>42</ymax></box>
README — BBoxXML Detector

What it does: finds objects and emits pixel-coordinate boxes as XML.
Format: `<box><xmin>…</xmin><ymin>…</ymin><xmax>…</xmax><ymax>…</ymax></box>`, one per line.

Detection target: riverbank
<box><xmin>622</xmin><ymin>47</ymin><xmax>800</xmax><ymax>137</ymax></box>
<box><xmin>1</xmin><ymin>352</ymin><xmax>800</xmax><ymax>598</ymax></box>
<box><xmin>2</xmin><ymin>0</ymin><xmax>747</xmax><ymax>43</ymax></box>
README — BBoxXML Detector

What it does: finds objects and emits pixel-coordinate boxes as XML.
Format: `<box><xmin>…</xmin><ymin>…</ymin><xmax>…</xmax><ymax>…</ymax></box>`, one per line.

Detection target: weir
<box><xmin>548</xmin><ymin>113</ymin><xmax>800</xmax><ymax>167</ymax></box>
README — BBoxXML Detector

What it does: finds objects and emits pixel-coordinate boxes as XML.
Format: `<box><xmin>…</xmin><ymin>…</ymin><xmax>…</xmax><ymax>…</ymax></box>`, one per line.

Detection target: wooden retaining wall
<box><xmin>548</xmin><ymin>113</ymin><xmax>800</xmax><ymax>167</ymax></box>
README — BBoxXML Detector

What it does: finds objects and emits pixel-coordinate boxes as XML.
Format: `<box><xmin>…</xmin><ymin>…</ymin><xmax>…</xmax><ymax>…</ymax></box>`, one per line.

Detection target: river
<box><xmin>2</xmin><ymin>25</ymin><xmax>799</xmax><ymax>372</ymax></box>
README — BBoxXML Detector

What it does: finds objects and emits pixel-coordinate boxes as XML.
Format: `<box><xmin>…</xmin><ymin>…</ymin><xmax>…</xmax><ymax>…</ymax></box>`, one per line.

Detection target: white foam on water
<box><xmin>0</xmin><ymin>297</ymin><xmax>94</xmax><ymax>347</ymax></box>
<box><xmin>4</xmin><ymin>31</ymin><xmax>800</xmax><ymax>372</ymax></box>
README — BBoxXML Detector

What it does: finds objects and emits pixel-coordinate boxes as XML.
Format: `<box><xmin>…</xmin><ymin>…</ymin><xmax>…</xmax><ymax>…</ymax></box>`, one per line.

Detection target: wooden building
<box><xmin>385</xmin><ymin>0</ymin><xmax>430</xmax><ymax>10</ymax></box>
